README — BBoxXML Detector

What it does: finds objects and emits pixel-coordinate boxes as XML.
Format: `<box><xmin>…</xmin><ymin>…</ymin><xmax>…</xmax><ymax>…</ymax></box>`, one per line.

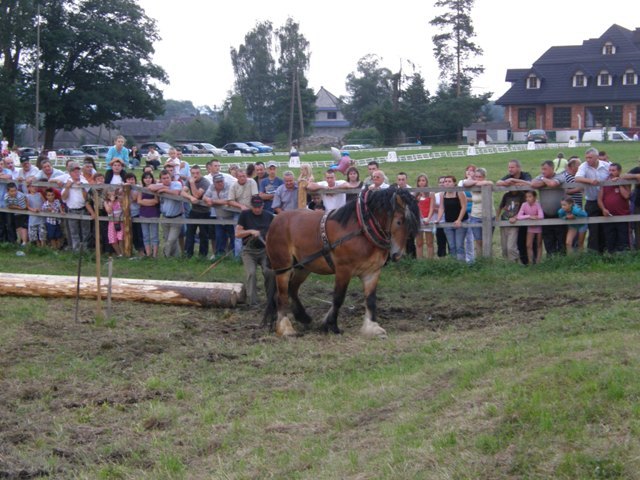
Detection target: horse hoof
<box><xmin>361</xmin><ymin>324</ymin><xmax>387</xmax><ymax>339</ymax></box>
<box><xmin>320</xmin><ymin>323</ymin><xmax>342</xmax><ymax>335</ymax></box>
<box><xmin>276</xmin><ymin>316</ymin><xmax>297</xmax><ymax>337</ymax></box>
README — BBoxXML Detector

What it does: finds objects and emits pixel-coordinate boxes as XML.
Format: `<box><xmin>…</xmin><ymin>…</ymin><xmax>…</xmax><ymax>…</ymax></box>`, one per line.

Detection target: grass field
<box><xmin>2</xmin><ymin>143</ymin><xmax>640</xmax><ymax>479</ymax></box>
<box><xmin>2</xmin><ymin>247</ymin><xmax>640</xmax><ymax>478</ymax></box>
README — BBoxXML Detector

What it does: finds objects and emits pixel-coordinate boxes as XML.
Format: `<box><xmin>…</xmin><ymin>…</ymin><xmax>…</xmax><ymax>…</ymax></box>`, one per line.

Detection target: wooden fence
<box><xmin>1</xmin><ymin>178</ymin><xmax>639</xmax><ymax>258</ymax></box>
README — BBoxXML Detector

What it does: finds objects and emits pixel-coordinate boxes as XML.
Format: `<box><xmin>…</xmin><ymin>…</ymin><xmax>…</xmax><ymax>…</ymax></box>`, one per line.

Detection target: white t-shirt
<box><xmin>317</xmin><ymin>180</ymin><xmax>347</xmax><ymax>211</ymax></box>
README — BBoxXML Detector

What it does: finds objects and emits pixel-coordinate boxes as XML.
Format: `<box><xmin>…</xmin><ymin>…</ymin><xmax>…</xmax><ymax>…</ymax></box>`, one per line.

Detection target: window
<box><xmin>597</xmin><ymin>70</ymin><xmax>611</xmax><ymax>86</ymax></box>
<box><xmin>602</xmin><ymin>42</ymin><xmax>616</xmax><ymax>55</ymax></box>
<box><xmin>526</xmin><ymin>74</ymin><xmax>540</xmax><ymax>89</ymax></box>
<box><xmin>584</xmin><ymin>105</ymin><xmax>622</xmax><ymax>128</ymax></box>
<box><xmin>573</xmin><ymin>71</ymin><xmax>586</xmax><ymax>87</ymax></box>
<box><xmin>623</xmin><ymin>69</ymin><xmax>638</xmax><ymax>86</ymax></box>
<box><xmin>553</xmin><ymin>107</ymin><xmax>572</xmax><ymax>128</ymax></box>
<box><xmin>518</xmin><ymin>108</ymin><xmax>536</xmax><ymax>129</ymax></box>
<box><xmin>327</xmin><ymin>111</ymin><xmax>337</xmax><ymax>120</ymax></box>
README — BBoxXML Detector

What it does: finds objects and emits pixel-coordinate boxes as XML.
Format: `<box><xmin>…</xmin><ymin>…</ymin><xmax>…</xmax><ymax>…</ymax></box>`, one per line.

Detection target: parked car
<box><xmin>245</xmin><ymin>141</ymin><xmax>273</xmax><ymax>154</ymax></box>
<box><xmin>222</xmin><ymin>142</ymin><xmax>259</xmax><ymax>155</ymax></box>
<box><xmin>582</xmin><ymin>130</ymin><xmax>632</xmax><ymax>142</ymax></box>
<box><xmin>193</xmin><ymin>143</ymin><xmax>227</xmax><ymax>156</ymax></box>
<box><xmin>17</xmin><ymin>147</ymin><xmax>39</xmax><ymax>159</ymax></box>
<box><xmin>526</xmin><ymin>129</ymin><xmax>548</xmax><ymax>143</ymax></box>
<box><xmin>139</xmin><ymin>142</ymin><xmax>173</xmax><ymax>155</ymax></box>
<box><xmin>81</xmin><ymin>145</ymin><xmax>109</xmax><ymax>158</ymax></box>
<box><xmin>175</xmin><ymin>143</ymin><xmax>200</xmax><ymax>154</ymax></box>
<box><xmin>341</xmin><ymin>144</ymin><xmax>367</xmax><ymax>150</ymax></box>
<box><xmin>56</xmin><ymin>148</ymin><xmax>85</xmax><ymax>157</ymax></box>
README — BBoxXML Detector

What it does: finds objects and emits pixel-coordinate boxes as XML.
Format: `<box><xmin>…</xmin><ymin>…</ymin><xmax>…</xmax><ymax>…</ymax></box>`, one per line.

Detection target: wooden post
<box><xmin>122</xmin><ymin>184</ymin><xmax>132</xmax><ymax>257</ymax></box>
<box><xmin>481</xmin><ymin>184</ymin><xmax>493</xmax><ymax>258</ymax></box>
<box><xmin>297</xmin><ymin>179</ymin><xmax>308</xmax><ymax>209</ymax></box>
<box><xmin>93</xmin><ymin>189</ymin><xmax>102</xmax><ymax>319</ymax></box>
<box><xmin>107</xmin><ymin>256</ymin><xmax>113</xmax><ymax>318</ymax></box>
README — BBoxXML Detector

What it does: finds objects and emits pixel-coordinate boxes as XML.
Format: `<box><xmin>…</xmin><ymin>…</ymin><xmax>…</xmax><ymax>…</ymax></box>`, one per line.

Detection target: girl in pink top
<box><xmin>517</xmin><ymin>190</ymin><xmax>544</xmax><ymax>264</ymax></box>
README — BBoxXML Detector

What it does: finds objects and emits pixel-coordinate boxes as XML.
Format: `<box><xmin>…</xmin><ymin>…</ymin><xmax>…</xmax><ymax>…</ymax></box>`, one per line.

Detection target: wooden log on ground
<box><xmin>0</xmin><ymin>274</ymin><xmax>245</xmax><ymax>308</ymax></box>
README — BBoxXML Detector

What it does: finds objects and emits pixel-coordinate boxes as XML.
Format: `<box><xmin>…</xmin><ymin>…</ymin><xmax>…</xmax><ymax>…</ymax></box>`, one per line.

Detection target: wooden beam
<box><xmin>0</xmin><ymin>274</ymin><xmax>245</xmax><ymax>308</ymax></box>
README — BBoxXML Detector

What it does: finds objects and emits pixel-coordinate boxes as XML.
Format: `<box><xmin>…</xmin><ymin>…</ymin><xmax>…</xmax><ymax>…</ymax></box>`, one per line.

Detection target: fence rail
<box><xmin>1</xmin><ymin>177</ymin><xmax>638</xmax><ymax>258</ymax></box>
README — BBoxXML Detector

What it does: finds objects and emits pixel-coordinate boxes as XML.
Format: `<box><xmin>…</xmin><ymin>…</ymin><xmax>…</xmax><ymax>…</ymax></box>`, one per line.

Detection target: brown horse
<box><xmin>264</xmin><ymin>187</ymin><xmax>419</xmax><ymax>338</ymax></box>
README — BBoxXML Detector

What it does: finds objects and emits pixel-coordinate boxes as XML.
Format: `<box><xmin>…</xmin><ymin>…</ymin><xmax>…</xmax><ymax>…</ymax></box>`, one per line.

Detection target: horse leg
<box><xmin>289</xmin><ymin>269</ymin><xmax>313</xmax><ymax>326</ymax></box>
<box><xmin>359</xmin><ymin>271</ymin><xmax>387</xmax><ymax>338</ymax></box>
<box><xmin>274</xmin><ymin>270</ymin><xmax>297</xmax><ymax>337</ymax></box>
<box><xmin>320</xmin><ymin>270</ymin><xmax>351</xmax><ymax>334</ymax></box>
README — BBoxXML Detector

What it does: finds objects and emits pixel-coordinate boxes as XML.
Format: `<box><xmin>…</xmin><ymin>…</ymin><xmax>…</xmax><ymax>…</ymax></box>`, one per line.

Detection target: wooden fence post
<box><xmin>481</xmin><ymin>184</ymin><xmax>493</xmax><ymax>258</ymax></box>
<box><xmin>298</xmin><ymin>179</ymin><xmax>308</xmax><ymax>209</ymax></box>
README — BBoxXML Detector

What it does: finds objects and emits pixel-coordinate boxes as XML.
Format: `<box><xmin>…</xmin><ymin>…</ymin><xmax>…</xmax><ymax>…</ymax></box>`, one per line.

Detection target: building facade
<box><xmin>496</xmin><ymin>25</ymin><xmax>640</xmax><ymax>141</ymax></box>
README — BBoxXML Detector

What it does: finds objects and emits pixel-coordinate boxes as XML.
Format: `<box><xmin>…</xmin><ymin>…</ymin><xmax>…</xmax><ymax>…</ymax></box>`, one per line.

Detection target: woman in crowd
<box><xmin>438</xmin><ymin>175</ymin><xmax>468</xmax><ymax>262</ymax></box>
<box><xmin>415</xmin><ymin>173</ymin><xmax>434</xmax><ymax>259</ymax></box>
<box><xmin>138</xmin><ymin>171</ymin><xmax>160</xmax><ymax>258</ymax></box>
<box><xmin>463</xmin><ymin>167</ymin><xmax>495</xmax><ymax>256</ymax></box>
<box><xmin>344</xmin><ymin>166</ymin><xmax>363</xmax><ymax>203</ymax></box>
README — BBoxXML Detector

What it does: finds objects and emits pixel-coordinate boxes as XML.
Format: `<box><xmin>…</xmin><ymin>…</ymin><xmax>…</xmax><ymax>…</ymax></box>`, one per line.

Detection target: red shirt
<box><xmin>601</xmin><ymin>184</ymin><xmax>630</xmax><ymax>216</ymax></box>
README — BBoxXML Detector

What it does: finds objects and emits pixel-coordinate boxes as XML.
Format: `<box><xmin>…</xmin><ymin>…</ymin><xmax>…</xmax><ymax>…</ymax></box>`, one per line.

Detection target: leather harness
<box><xmin>272</xmin><ymin>191</ymin><xmax>395</xmax><ymax>275</ymax></box>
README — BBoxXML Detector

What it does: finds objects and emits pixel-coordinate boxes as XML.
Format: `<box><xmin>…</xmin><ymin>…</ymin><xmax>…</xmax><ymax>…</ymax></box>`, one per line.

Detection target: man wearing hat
<box><xmin>204</xmin><ymin>173</ymin><xmax>234</xmax><ymax>258</ymax></box>
<box><xmin>105</xmin><ymin>157</ymin><xmax>126</xmax><ymax>185</ymax></box>
<box><xmin>235</xmin><ymin>195</ymin><xmax>275</xmax><ymax>306</ymax></box>
<box><xmin>258</xmin><ymin>160</ymin><xmax>283</xmax><ymax>212</ymax></box>
<box><xmin>16</xmin><ymin>156</ymin><xmax>40</xmax><ymax>194</ymax></box>
<box><xmin>61</xmin><ymin>162</ymin><xmax>90</xmax><ymax>252</ymax></box>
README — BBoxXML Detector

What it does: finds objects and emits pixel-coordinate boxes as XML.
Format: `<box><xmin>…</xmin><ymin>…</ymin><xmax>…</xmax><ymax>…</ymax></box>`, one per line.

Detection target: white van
<box><xmin>582</xmin><ymin>130</ymin><xmax>632</xmax><ymax>142</ymax></box>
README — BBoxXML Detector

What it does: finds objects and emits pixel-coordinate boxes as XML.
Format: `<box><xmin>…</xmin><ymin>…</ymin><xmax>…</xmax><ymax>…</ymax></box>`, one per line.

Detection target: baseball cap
<box><xmin>267</xmin><ymin>161</ymin><xmax>277</xmax><ymax>168</ymax></box>
<box><xmin>19</xmin><ymin>156</ymin><xmax>30</xmax><ymax>163</ymax></box>
<box><xmin>250</xmin><ymin>195</ymin><xmax>264</xmax><ymax>207</ymax></box>
<box><xmin>213</xmin><ymin>174</ymin><xmax>225</xmax><ymax>182</ymax></box>
<box><xmin>68</xmin><ymin>162</ymin><xmax>81</xmax><ymax>171</ymax></box>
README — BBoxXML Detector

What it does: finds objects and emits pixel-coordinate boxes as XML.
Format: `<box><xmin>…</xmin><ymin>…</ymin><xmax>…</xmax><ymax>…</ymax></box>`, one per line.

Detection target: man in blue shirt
<box><xmin>105</xmin><ymin>135</ymin><xmax>130</xmax><ymax>169</ymax></box>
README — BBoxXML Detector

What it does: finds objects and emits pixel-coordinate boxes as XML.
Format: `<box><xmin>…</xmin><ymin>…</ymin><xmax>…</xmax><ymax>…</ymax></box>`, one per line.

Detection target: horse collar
<box><xmin>356</xmin><ymin>190</ymin><xmax>391</xmax><ymax>250</ymax></box>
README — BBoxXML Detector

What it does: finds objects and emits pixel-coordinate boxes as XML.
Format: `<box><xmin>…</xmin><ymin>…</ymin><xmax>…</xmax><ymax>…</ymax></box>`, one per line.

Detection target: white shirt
<box><xmin>576</xmin><ymin>160</ymin><xmax>610</xmax><ymax>201</ymax></box>
<box><xmin>317</xmin><ymin>180</ymin><xmax>347</xmax><ymax>210</ymax></box>
<box><xmin>62</xmin><ymin>177</ymin><xmax>89</xmax><ymax>209</ymax></box>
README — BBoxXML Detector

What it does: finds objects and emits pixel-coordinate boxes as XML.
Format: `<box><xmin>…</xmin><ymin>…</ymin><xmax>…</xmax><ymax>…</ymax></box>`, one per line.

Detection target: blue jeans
<box><xmin>444</xmin><ymin>226</ymin><xmax>467</xmax><ymax>261</ymax></box>
<box><xmin>141</xmin><ymin>221</ymin><xmax>159</xmax><ymax>247</ymax></box>
<box><xmin>215</xmin><ymin>223</ymin><xmax>235</xmax><ymax>255</ymax></box>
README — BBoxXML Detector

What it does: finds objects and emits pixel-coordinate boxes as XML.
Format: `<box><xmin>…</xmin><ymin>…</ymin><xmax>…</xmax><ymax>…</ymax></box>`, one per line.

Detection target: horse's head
<box><xmin>388</xmin><ymin>188</ymin><xmax>420</xmax><ymax>262</ymax></box>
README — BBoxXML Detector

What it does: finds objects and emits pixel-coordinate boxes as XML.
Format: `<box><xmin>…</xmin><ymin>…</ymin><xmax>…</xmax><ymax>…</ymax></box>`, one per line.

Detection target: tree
<box><xmin>33</xmin><ymin>0</ymin><xmax>166</xmax><ymax>148</ymax></box>
<box><xmin>215</xmin><ymin>94</ymin><xmax>254</xmax><ymax>146</ymax></box>
<box><xmin>160</xmin><ymin>100</ymin><xmax>199</xmax><ymax>119</ymax></box>
<box><xmin>399</xmin><ymin>73</ymin><xmax>431</xmax><ymax>143</ymax></box>
<box><xmin>343</xmin><ymin>55</ymin><xmax>394</xmax><ymax>128</ymax></box>
<box><xmin>429</xmin><ymin>0</ymin><xmax>484</xmax><ymax>97</ymax></box>
<box><xmin>230</xmin><ymin>22</ymin><xmax>276</xmax><ymax>140</ymax></box>
<box><xmin>0</xmin><ymin>0</ymin><xmax>37</xmax><ymax>146</ymax></box>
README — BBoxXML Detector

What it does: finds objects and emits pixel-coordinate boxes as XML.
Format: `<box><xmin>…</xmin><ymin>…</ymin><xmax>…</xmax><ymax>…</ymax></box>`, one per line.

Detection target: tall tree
<box><xmin>230</xmin><ymin>22</ymin><xmax>276</xmax><ymax>140</ymax></box>
<box><xmin>34</xmin><ymin>0</ymin><xmax>167</xmax><ymax>148</ymax></box>
<box><xmin>399</xmin><ymin>73</ymin><xmax>431</xmax><ymax>143</ymax></box>
<box><xmin>0</xmin><ymin>0</ymin><xmax>36</xmax><ymax>146</ymax></box>
<box><xmin>344</xmin><ymin>55</ymin><xmax>394</xmax><ymax>128</ymax></box>
<box><xmin>275</xmin><ymin>18</ymin><xmax>314</xmax><ymax>143</ymax></box>
<box><xmin>429</xmin><ymin>0</ymin><xmax>484</xmax><ymax>97</ymax></box>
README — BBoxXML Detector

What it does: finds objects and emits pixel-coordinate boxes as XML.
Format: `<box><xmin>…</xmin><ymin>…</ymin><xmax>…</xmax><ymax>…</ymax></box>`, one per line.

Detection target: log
<box><xmin>0</xmin><ymin>273</ymin><xmax>245</xmax><ymax>308</ymax></box>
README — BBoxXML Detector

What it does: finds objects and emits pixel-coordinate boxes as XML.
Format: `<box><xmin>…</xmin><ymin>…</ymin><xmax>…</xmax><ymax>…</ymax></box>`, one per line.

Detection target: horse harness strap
<box><xmin>272</xmin><ymin>211</ymin><xmax>361</xmax><ymax>275</ymax></box>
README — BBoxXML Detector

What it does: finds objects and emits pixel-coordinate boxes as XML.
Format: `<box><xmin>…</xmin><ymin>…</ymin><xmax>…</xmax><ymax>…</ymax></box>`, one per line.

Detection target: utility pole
<box><xmin>34</xmin><ymin>3</ymin><xmax>41</xmax><ymax>149</ymax></box>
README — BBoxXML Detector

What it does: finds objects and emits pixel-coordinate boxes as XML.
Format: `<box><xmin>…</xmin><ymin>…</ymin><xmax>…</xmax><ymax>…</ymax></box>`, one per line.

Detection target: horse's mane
<box><xmin>331</xmin><ymin>187</ymin><xmax>420</xmax><ymax>236</ymax></box>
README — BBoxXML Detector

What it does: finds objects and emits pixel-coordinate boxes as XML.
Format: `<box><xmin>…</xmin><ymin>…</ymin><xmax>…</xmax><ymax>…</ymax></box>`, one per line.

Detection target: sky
<box><xmin>136</xmin><ymin>0</ymin><xmax>639</xmax><ymax>108</ymax></box>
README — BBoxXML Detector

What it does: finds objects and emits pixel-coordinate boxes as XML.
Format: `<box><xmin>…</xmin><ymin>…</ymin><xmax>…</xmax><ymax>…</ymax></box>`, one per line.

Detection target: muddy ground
<box><xmin>0</xmin><ymin>280</ymin><xmax>615</xmax><ymax>479</ymax></box>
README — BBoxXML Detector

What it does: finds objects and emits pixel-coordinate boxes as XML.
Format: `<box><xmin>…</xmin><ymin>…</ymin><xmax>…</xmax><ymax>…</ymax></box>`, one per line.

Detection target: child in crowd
<box><xmin>558</xmin><ymin>196</ymin><xmax>588</xmax><ymax>254</ymax></box>
<box><xmin>4</xmin><ymin>182</ymin><xmax>28</xmax><ymax>246</ymax></box>
<box><xmin>138</xmin><ymin>171</ymin><xmax>160</xmax><ymax>258</ymax></box>
<box><xmin>104</xmin><ymin>188</ymin><xmax>124</xmax><ymax>256</ymax></box>
<box><xmin>125</xmin><ymin>172</ymin><xmax>145</xmax><ymax>256</ymax></box>
<box><xmin>307</xmin><ymin>192</ymin><xmax>325</xmax><ymax>210</ymax></box>
<box><xmin>516</xmin><ymin>190</ymin><xmax>544</xmax><ymax>265</ymax></box>
<box><xmin>42</xmin><ymin>188</ymin><xmax>63</xmax><ymax>249</ymax></box>
<box><xmin>26</xmin><ymin>184</ymin><xmax>46</xmax><ymax>247</ymax></box>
